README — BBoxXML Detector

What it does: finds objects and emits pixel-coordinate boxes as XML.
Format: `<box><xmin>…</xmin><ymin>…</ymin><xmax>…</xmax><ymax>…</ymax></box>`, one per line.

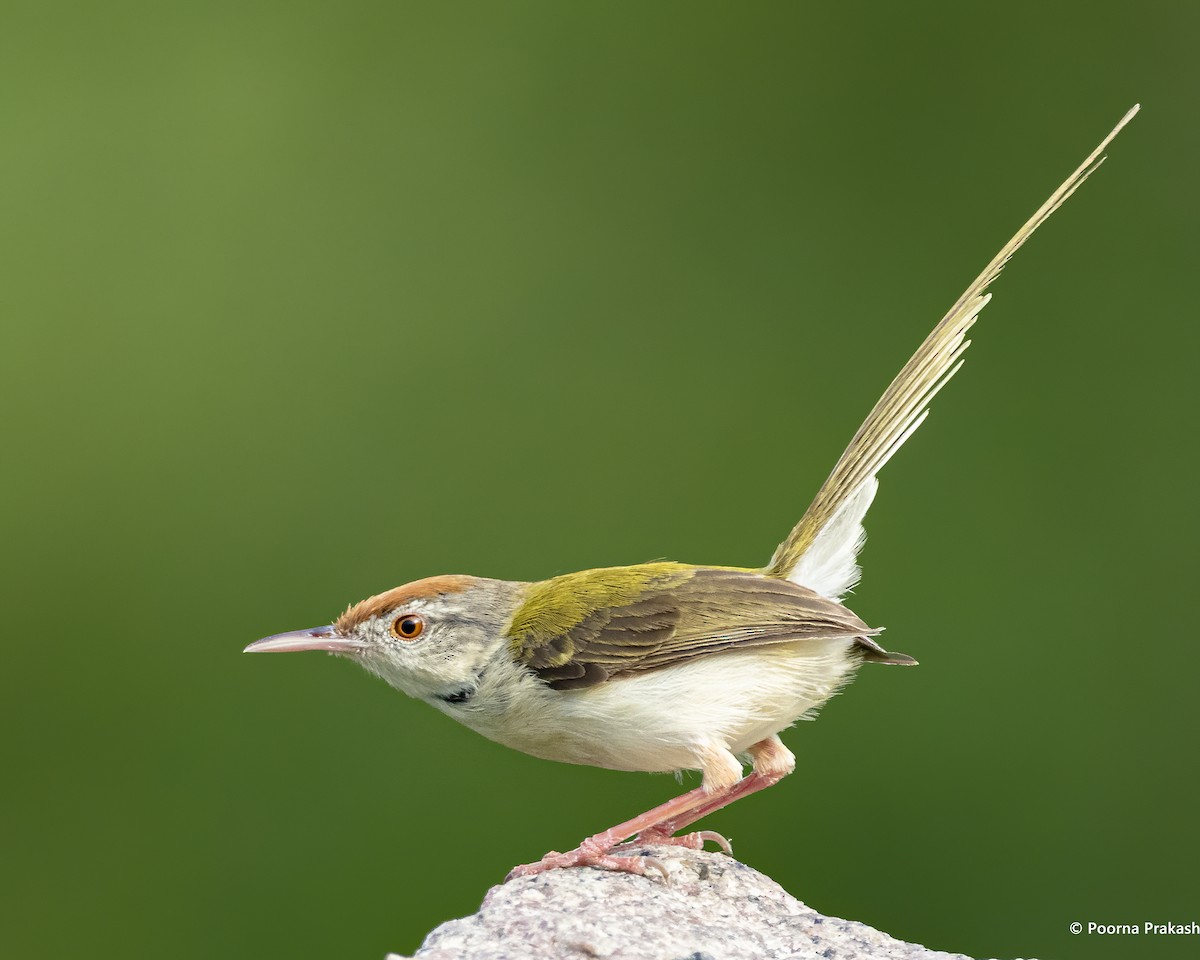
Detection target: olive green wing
<box><xmin>507</xmin><ymin>563</ymin><xmax>904</xmax><ymax>691</ymax></box>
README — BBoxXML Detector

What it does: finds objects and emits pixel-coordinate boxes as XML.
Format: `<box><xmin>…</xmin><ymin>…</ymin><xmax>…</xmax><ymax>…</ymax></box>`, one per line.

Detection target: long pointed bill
<box><xmin>244</xmin><ymin>625</ymin><xmax>367</xmax><ymax>655</ymax></box>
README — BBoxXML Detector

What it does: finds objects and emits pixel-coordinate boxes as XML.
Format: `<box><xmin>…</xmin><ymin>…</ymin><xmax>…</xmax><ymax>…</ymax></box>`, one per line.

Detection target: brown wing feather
<box><xmin>514</xmin><ymin>567</ymin><xmax>891</xmax><ymax>690</ymax></box>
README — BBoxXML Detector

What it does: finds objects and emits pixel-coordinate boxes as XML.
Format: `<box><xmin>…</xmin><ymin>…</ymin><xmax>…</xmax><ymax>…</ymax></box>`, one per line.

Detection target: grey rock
<box><xmin>389</xmin><ymin>846</ymin><xmax>1025</xmax><ymax>960</ymax></box>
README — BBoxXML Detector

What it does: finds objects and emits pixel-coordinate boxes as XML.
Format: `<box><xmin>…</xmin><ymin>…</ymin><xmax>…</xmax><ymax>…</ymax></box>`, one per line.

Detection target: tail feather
<box><xmin>856</xmin><ymin>632</ymin><xmax>918</xmax><ymax>666</ymax></box>
<box><xmin>859</xmin><ymin>645</ymin><xmax>919</xmax><ymax>666</ymax></box>
<box><xmin>783</xmin><ymin>477</ymin><xmax>876</xmax><ymax>601</ymax></box>
<box><xmin>766</xmin><ymin>106</ymin><xmax>1139</xmax><ymax>601</ymax></box>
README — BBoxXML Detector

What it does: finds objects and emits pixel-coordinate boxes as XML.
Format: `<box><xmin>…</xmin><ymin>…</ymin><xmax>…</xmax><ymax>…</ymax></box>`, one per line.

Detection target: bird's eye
<box><xmin>391</xmin><ymin>614</ymin><xmax>425</xmax><ymax>641</ymax></box>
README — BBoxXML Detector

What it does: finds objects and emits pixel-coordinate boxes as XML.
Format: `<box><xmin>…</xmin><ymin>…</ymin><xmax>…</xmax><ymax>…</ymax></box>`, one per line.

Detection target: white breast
<box><xmin>444</xmin><ymin>639</ymin><xmax>861</xmax><ymax>774</ymax></box>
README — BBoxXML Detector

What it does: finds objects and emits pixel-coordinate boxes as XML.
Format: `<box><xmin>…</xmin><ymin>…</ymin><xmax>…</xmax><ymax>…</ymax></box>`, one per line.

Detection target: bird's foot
<box><xmin>505</xmin><ymin>836</ymin><xmax>669</xmax><ymax>882</ymax></box>
<box><xmin>616</xmin><ymin>827</ymin><xmax>733</xmax><ymax>855</ymax></box>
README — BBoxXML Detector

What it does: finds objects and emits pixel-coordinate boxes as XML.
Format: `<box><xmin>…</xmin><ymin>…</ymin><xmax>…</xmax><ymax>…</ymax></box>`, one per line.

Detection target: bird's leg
<box><xmin>505</xmin><ymin>741</ymin><xmax>742</xmax><ymax>881</ymax></box>
<box><xmin>626</xmin><ymin>735</ymin><xmax>796</xmax><ymax>848</ymax></box>
<box><xmin>614</xmin><ymin>739</ymin><xmax>751</xmax><ymax>854</ymax></box>
<box><xmin>505</xmin><ymin>783</ymin><xmax>718</xmax><ymax>881</ymax></box>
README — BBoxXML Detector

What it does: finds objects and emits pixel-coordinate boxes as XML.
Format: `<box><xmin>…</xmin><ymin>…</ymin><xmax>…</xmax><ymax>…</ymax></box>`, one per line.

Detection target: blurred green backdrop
<box><xmin>2</xmin><ymin>2</ymin><xmax>1197</xmax><ymax>959</ymax></box>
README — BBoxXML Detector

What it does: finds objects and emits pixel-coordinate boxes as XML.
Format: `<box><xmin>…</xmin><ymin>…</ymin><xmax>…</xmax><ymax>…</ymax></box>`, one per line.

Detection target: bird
<box><xmin>246</xmin><ymin>106</ymin><xmax>1138</xmax><ymax>881</ymax></box>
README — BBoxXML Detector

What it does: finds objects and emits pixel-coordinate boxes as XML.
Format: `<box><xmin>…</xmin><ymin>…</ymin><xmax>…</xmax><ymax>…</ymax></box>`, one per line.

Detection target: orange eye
<box><xmin>391</xmin><ymin>614</ymin><xmax>425</xmax><ymax>641</ymax></box>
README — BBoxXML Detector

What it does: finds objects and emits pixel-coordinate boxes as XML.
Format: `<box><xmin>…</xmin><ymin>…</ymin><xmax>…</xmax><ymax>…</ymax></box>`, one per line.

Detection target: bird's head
<box><xmin>244</xmin><ymin>575</ymin><xmax>521</xmax><ymax>702</ymax></box>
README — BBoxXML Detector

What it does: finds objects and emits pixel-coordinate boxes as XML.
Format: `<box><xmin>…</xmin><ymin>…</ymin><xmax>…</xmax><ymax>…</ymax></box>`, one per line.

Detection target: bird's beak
<box><xmin>243</xmin><ymin>625</ymin><xmax>366</xmax><ymax>655</ymax></box>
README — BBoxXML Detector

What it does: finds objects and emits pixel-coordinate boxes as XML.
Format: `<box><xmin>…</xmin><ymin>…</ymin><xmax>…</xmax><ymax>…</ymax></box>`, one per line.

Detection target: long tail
<box><xmin>766</xmin><ymin>105</ymin><xmax>1140</xmax><ymax>601</ymax></box>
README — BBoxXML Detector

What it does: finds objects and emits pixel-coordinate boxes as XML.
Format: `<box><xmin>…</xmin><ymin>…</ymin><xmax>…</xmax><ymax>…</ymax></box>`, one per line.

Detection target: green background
<box><xmin>3</xmin><ymin>3</ymin><xmax>1197</xmax><ymax>959</ymax></box>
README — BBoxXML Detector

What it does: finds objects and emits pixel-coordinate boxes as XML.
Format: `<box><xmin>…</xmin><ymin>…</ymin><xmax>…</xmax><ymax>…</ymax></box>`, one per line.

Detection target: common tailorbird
<box><xmin>247</xmin><ymin>107</ymin><xmax>1138</xmax><ymax>881</ymax></box>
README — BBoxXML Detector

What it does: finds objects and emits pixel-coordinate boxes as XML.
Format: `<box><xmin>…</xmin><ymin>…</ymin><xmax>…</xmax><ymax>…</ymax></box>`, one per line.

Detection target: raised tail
<box><xmin>766</xmin><ymin>105</ymin><xmax>1139</xmax><ymax>601</ymax></box>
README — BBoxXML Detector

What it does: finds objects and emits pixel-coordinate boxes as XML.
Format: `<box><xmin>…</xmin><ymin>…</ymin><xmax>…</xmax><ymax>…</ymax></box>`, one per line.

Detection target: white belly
<box><xmin>448</xmin><ymin>638</ymin><xmax>861</xmax><ymax>774</ymax></box>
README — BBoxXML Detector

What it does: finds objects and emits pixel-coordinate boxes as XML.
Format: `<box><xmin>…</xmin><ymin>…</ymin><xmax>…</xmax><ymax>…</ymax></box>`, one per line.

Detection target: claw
<box><xmin>615</xmin><ymin>827</ymin><xmax>733</xmax><ymax>855</ymax></box>
<box><xmin>638</xmin><ymin>855</ymin><xmax>670</xmax><ymax>881</ymax></box>
<box><xmin>506</xmin><ymin>843</ymin><xmax>673</xmax><ymax>883</ymax></box>
<box><xmin>694</xmin><ymin>829</ymin><xmax>733</xmax><ymax>855</ymax></box>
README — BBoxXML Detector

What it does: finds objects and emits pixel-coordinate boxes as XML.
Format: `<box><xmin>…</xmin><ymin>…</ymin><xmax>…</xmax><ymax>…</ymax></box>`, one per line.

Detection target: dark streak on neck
<box><xmin>436</xmin><ymin>663</ymin><xmax>487</xmax><ymax>706</ymax></box>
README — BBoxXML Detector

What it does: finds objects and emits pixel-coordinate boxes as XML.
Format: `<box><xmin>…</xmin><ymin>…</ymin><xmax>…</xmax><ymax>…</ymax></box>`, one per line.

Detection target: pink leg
<box><xmin>638</xmin><ymin>770</ymin><xmax>781</xmax><ymax>838</ymax></box>
<box><xmin>625</xmin><ymin>735</ymin><xmax>795</xmax><ymax>844</ymax></box>
<box><xmin>614</xmin><ymin>824</ymin><xmax>734</xmax><ymax>855</ymax></box>
<box><xmin>507</xmin><ymin>736</ymin><xmax>794</xmax><ymax>881</ymax></box>
<box><xmin>505</xmin><ymin>782</ymin><xmax>718</xmax><ymax>880</ymax></box>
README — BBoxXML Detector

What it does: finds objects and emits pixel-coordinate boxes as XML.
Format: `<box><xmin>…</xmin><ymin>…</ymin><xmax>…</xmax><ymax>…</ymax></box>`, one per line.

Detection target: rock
<box><xmin>388</xmin><ymin>845</ymin><xmax>1022</xmax><ymax>960</ymax></box>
